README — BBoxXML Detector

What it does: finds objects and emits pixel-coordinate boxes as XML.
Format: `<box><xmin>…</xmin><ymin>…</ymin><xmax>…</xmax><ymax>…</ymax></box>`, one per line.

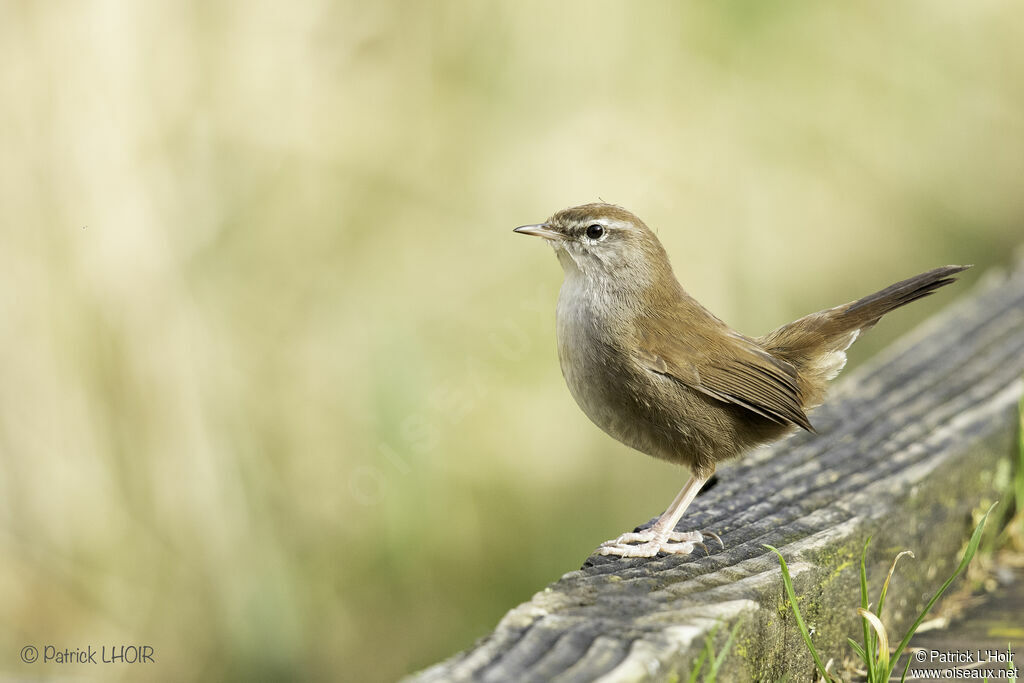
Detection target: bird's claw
<box><xmin>596</xmin><ymin>529</ymin><xmax>724</xmax><ymax>558</ymax></box>
<box><xmin>702</xmin><ymin>530</ymin><xmax>724</xmax><ymax>549</ymax></box>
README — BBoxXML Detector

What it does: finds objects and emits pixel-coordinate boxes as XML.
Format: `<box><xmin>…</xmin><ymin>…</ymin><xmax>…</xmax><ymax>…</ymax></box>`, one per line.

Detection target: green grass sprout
<box><xmin>688</xmin><ymin>619</ymin><xmax>744</xmax><ymax>683</ymax></box>
<box><xmin>767</xmin><ymin>502</ymin><xmax>995</xmax><ymax>682</ymax></box>
<box><xmin>764</xmin><ymin>545</ymin><xmax>832</xmax><ymax>680</ymax></box>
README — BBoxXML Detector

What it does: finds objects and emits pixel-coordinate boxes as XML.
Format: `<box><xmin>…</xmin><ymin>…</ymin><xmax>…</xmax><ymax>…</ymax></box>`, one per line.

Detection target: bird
<box><xmin>513</xmin><ymin>203</ymin><xmax>968</xmax><ymax>558</ymax></box>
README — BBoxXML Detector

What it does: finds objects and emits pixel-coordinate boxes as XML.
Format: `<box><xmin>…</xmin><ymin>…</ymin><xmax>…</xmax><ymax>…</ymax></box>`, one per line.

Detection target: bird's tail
<box><xmin>759</xmin><ymin>265</ymin><xmax>970</xmax><ymax>406</ymax></box>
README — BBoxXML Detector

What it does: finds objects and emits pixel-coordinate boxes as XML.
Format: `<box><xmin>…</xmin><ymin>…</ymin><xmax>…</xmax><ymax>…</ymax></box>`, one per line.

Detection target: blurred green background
<box><xmin>0</xmin><ymin>1</ymin><xmax>1021</xmax><ymax>681</ymax></box>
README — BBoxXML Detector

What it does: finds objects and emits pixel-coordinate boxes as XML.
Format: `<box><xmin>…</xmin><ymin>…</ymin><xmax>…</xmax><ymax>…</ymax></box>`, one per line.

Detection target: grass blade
<box><xmin>860</xmin><ymin>536</ymin><xmax>875</xmax><ymax>666</ymax></box>
<box><xmin>847</xmin><ymin>637</ymin><xmax>867</xmax><ymax>662</ymax></box>
<box><xmin>899</xmin><ymin>653</ymin><xmax>912</xmax><ymax>683</ymax></box>
<box><xmin>889</xmin><ymin>503</ymin><xmax>996</xmax><ymax>671</ymax></box>
<box><xmin>858</xmin><ymin>608</ymin><xmax>890</xmax><ymax>674</ymax></box>
<box><xmin>688</xmin><ymin>644</ymin><xmax>709</xmax><ymax>683</ymax></box>
<box><xmin>877</xmin><ymin>550</ymin><xmax>914</xmax><ymax>619</ymax></box>
<box><xmin>708</xmin><ymin>618</ymin><xmax>743</xmax><ymax>679</ymax></box>
<box><xmin>765</xmin><ymin>545</ymin><xmax>832</xmax><ymax>681</ymax></box>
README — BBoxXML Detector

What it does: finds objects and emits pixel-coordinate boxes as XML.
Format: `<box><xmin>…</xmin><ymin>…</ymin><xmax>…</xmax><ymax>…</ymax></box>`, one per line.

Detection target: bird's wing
<box><xmin>637</xmin><ymin>323</ymin><xmax>814</xmax><ymax>432</ymax></box>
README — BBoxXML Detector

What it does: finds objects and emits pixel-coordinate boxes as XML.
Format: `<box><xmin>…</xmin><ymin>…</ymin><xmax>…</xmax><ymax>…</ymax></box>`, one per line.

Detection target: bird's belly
<box><xmin>555</xmin><ymin>304</ymin><xmax>679</xmax><ymax>461</ymax></box>
<box><xmin>554</xmin><ymin>290</ymin><xmax>759</xmax><ymax>475</ymax></box>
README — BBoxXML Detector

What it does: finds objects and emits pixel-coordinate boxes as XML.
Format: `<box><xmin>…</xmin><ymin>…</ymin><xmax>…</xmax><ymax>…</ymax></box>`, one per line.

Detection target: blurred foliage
<box><xmin>0</xmin><ymin>1</ymin><xmax>1021</xmax><ymax>681</ymax></box>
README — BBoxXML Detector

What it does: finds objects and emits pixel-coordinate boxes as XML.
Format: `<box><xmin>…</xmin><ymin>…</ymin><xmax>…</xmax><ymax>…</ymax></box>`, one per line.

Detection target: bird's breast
<box><xmin>555</xmin><ymin>278</ymin><xmax>657</xmax><ymax>452</ymax></box>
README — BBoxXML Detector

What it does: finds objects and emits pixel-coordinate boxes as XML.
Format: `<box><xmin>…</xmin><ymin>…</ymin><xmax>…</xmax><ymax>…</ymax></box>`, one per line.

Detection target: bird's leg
<box><xmin>598</xmin><ymin>473</ymin><xmax>722</xmax><ymax>558</ymax></box>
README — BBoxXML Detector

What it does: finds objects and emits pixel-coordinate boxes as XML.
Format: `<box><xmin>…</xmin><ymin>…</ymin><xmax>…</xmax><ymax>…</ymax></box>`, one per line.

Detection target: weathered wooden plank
<box><xmin>412</xmin><ymin>260</ymin><xmax>1024</xmax><ymax>682</ymax></box>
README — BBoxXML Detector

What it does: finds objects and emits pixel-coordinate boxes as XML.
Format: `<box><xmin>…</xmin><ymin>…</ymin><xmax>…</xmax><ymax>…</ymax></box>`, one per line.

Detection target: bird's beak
<box><xmin>513</xmin><ymin>224</ymin><xmax>563</xmax><ymax>241</ymax></box>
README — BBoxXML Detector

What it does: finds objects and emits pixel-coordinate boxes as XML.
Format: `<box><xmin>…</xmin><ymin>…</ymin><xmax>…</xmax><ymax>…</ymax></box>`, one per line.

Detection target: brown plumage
<box><xmin>514</xmin><ymin>203</ymin><xmax>968</xmax><ymax>557</ymax></box>
<box><xmin>634</xmin><ymin>264</ymin><xmax>967</xmax><ymax>477</ymax></box>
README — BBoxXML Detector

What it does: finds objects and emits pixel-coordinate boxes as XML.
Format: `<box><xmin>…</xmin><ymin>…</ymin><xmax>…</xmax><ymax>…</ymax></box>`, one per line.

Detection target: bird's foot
<box><xmin>597</xmin><ymin>529</ymin><xmax>723</xmax><ymax>558</ymax></box>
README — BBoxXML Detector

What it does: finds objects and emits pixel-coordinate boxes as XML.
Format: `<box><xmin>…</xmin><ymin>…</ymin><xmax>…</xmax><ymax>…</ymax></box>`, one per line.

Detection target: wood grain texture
<box><xmin>411</xmin><ymin>260</ymin><xmax>1024</xmax><ymax>683</ymax></box>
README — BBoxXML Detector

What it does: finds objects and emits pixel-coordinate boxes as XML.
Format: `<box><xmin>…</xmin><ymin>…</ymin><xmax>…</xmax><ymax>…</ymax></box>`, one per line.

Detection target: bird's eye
<box><xmin>585</xmin><ymin>224</ymin><xmax>605</xmax><ymax>240</ymax></box>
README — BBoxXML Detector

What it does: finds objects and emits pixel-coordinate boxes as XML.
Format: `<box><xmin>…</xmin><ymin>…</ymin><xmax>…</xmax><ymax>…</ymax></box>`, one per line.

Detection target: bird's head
<box><xmin>514</xmin><ymin>203</ymin><xmax>674</xmax><ymax>292</ymax></box>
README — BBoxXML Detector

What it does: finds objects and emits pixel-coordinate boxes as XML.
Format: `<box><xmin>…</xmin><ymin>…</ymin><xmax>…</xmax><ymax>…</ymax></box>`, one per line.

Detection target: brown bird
<box><xmin>514</xmin><ymin>203</ymin><xmax>968</xmax><ymax>558</ymax></box>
